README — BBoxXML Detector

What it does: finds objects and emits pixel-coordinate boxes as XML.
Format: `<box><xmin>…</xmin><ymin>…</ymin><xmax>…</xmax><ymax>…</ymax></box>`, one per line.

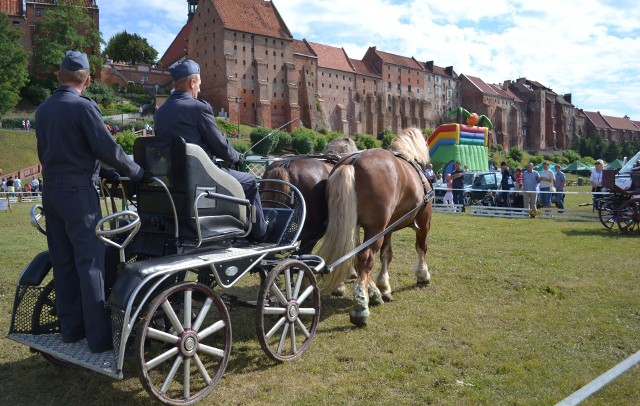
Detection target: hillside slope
<box><xmin>0</xmin><ymin>130</ymin><xmax>39</xmax><ymax>174</ymax></box>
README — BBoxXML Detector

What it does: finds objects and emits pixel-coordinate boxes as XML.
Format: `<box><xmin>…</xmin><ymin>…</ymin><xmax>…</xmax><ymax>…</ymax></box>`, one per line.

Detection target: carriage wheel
<box><xmin>31</xmin><ymin>279</ymin><xmax>73</xmax><ymax>368</ymax></box>
<box><xmin>256</xmin><ymin>259</ymin><xmax>320</xmax><ymax>362</ymax></box>
<box><xmin>136</xmin><ymin>281</ymin><xmax>231</xmax><ymax>405</ymax></box>
<box><xmin>616</xmin><ymin>198</ymin><xmax>640</xmax><ymax>234</ymax></box>
<box><xmin>598</xmin><ymin>200</ymin><xmax>618</xmax><ymax>230</ymax></box>
<box><xmin>464</xmin><ymin>193</ymin><xmax>472</xmax><ymax>206</ymax></box>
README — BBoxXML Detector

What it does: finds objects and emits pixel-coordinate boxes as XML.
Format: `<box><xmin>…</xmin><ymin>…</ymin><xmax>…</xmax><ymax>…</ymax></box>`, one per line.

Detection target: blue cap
<box><xmin>170</xmin><ymin>59</ymin><xmax>200</xmax><ymax>81</ymax></box>
<box><xmin>61</xmin><ymin>50</ymin><xmax>90</xmax><ymax>71</ymax></box>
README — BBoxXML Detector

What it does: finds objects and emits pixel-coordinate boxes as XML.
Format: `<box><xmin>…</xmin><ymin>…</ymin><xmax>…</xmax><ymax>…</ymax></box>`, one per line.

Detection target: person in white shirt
<box><xmin>538</xmin><ymin>162</ymin><xmax>555</xmax><ymax>209</ymax></box>
<box><xmin>590</xmin><ymin>159</ymin><xmax>604</xmax><ymax>209</ymax></box>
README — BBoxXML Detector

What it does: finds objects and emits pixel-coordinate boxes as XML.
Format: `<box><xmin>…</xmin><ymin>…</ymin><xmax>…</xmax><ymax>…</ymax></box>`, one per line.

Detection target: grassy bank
<box><xmin>0</xmin><ymin>200</ymin><xmax>638</xmax><ymax>405</ymax></box>
<box><xmin>0</xmin><ymin>129</ymin><xmax>39</xmax><ymax>174</ymax></box>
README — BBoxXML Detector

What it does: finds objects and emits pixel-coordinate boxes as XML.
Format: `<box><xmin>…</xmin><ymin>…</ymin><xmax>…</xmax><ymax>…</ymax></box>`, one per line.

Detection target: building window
<box><xmin>35</xmin><ymin>10</ymin><xmax>41</xmax><ymax>17</ymax></box>
<box><xmin>408</xmin><ymin>85</ymin><xmax>412</xmax><ymax>93</ymax></box>
<box><xmin>397</xmin><ymin>84</ymin><xmax>401</xmax><ymax>91</ymax></box>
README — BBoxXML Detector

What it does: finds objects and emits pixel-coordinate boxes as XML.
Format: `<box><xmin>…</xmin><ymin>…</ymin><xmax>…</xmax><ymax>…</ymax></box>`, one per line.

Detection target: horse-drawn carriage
<box><xmin>8</xmin><ymin>136</ymin><xmax>324</xmax><ymax>405</ymax></box>
<box><xmin>596</xmin><ymin>165</ymin><xmax>640</xmax><ymax>234</ymax></box>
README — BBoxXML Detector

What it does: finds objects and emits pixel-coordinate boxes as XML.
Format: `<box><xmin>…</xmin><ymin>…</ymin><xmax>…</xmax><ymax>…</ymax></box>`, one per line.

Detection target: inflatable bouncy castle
<box><xmin>427</xmin><ymin>123</ymin><xmax>489</xmax><ymax>171</ymax></box>
<box><xmin>428</xmin><ymin>107</ymin><xmax>493</xmax><ymax>172</ymax></box>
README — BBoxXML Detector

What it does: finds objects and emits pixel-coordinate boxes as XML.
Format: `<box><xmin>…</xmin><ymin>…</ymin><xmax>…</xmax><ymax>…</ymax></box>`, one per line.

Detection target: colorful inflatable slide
<box><xmin>427</xmin><ymin>123</ymin><xmax>489</xmax><ymax>172</ymax></box>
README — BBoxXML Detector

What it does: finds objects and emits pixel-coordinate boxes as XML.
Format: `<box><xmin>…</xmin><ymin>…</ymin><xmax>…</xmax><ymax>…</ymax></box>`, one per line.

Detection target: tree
<box><xmin>33</xmin><ymin>0</ymin><xmax>102</xmax><ymax>82</ymax></box>
<box><xmin>0</xmin><ymin>12</ymin><xmax>29</xmax><ymax>118</ymax></box>
<box><xmin>104</xmin><ymin>31</ymin><xmax>158</xmax><ymax>65</ymax></box>
<box><xmin>603</xmin><ymin>141</ymin><xmax>621</xmax><ymax>163</ymax></box>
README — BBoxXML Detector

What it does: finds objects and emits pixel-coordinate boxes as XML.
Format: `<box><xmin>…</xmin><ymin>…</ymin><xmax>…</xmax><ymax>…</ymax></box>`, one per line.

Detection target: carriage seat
<box><xmin>133</xmin><ymin>136</ymin><xmax>250</xmax><ymax>252</ymax></box>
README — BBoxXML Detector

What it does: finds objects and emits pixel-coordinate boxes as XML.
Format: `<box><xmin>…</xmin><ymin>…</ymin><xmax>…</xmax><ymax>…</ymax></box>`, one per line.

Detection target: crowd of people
<box><xmin>0</xmin><ymin>175</ymin><xmax>42</xmax><ymax>197</ymax></box>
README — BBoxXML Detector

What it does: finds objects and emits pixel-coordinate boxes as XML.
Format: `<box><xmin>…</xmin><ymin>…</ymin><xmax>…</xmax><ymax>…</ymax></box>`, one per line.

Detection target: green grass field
<box><xmin>0</xmin><ymin>194</ymin><xmax>638</xmax><ymax>405</ymax></box>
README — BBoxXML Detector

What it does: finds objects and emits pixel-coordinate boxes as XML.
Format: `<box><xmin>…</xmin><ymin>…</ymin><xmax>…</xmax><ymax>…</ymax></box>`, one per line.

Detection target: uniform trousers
<box><xmin>43</xmin><ymin>181</ymin><xmax>112</xmax><ymax>351</ymax></box>
<box><xmin>221</xmin><ymin>167</ymin><xmax>267</xmax><ymax>240</ymax></box>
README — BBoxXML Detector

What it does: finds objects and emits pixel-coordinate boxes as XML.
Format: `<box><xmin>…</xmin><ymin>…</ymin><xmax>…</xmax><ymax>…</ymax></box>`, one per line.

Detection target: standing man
<box><xmin>446</xmin><ymin>161</ymin><xmax>466</xmax><ymax>212</ymax></box>
<box><xmin>424</xmin><ymin>163</ymin><xmax>436</xmax><ymax>186</ymax></box>
<box><xmin>499</xmin><ymin>161</ymin><xmax>514</xmax><ymax>206</ymax></box>
<box><xmin>554</xmin><ymin>164</ymin><xmax>566</xmax><ymax>211</ymax></box>
<box><xmin>154</xmin><ymin>59</ymin><xmax>270</xmax><ymax>241</ymax></box>
<box><xmin>36</xmin><ymin>51</ymin><xmax>145</xmax><ymax>353</ymax></box>
<box><xmin>522</xmin><ymin>162</ymin><xmax>540</xmax><ymax>213</ymax></box>
<box><xmin>538</xmin><ymin>162</ymin><xmax>555</xmax><ymax>211</ymax></box>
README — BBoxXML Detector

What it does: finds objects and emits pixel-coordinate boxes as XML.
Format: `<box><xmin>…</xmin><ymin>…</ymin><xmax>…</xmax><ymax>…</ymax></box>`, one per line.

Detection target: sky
<box><xmin>100</xmin><ymin>0</ymin><xmax>640</xmax><ymax>121</ymax></box>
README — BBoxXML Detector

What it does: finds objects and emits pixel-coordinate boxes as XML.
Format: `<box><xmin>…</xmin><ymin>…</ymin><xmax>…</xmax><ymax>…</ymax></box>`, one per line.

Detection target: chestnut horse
<box><xmin>317</xmin><ymin>128</ymin><xmax>433</xmax><ymax>327</ymax></box>
<box><xmin>259</xmin><ymin>137</ymin><xmax>358</xmax><ymax>254</ymax></box>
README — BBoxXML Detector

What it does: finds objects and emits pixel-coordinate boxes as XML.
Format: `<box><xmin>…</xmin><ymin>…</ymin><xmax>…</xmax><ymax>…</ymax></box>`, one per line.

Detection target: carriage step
<box><xmin>7</xmin><ymin>333</ymin><xmax>121</xmax><ymax>379</ymax></box>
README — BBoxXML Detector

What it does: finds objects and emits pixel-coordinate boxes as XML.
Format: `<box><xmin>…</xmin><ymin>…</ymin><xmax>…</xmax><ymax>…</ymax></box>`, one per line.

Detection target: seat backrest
<box><xmin>133</xmin><ymin>136</ymin><xmax>247</xmax><ymax>247</ymax></box>
<box><xmin>602</xmin><ymin>169</ymin><xmax>616</xmax><ymax>189</ymax></box>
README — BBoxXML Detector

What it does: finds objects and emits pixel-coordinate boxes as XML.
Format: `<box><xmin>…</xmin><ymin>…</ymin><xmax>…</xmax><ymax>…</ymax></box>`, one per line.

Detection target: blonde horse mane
<box><xmin>388</xmin><ymin>127</ymin><xmax>430</xmax><ymax>167</ymax></box>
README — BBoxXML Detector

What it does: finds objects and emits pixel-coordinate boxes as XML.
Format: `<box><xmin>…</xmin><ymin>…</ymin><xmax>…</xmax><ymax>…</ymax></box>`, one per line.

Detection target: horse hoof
<box><xmin>369</xmin><ymin>292</ymin><xmax>384</xmax><ymax>307</ymax></box>
<box><xmin>349</xmin><ymin>307</ymin><xmax>369</xmax><ymax>327</ymax></box>
<box><xmin>331</xmin><ymin>284</ymin><xmax>347</xmax><ymax>297</ymax></box>
<box><xmin>382</xmin><ymin>292</ymin><xmax>394</xmax><ymax>302</ymax></box>
<box><xmin>417</xmin><ymin>280</ymin><xmax>431</xmax><ymax>287</ymax></box>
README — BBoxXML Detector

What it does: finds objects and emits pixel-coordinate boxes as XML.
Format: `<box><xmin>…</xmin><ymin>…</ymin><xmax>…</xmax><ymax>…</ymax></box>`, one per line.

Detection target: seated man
<box><xmin>154</xmin><ymin>59</ymin><xmax>271</xmax><ymax>241</ymax></box>
<box><xmin>481</xmin><ymin>190</ymin><xmax>496</xmax><ymax>206</ymax></box>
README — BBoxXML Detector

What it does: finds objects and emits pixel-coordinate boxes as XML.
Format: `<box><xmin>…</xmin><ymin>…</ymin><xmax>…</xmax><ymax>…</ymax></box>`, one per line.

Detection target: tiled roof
<box><xmin>27</xmin><ymin>0</ymin><xmax>97</xmax><ymax>7</ymax></box>
<box><xmin>374</xmin><ymin>48</ymin><xmax>423</xmax><ymax>70</ymax></box>
<box><xmin>350</xmin><ymin>59</ymin><xmax>380</xmax><ymax>77</ymax></box>
<box><xmin>292</xmin><ymin>39</ymin><xmax>315</xmax><ymax>57</ymax></box>
<box><xmin>488</xmin><ymin>83</ymin><xmax>512</xmax><ymax>99</ymax></box>
<box><xmin>160</xmin><ymin>21</ymin><xmax>191</xmax><ymax>68</ymax></box>
<box><xmin>602</xmin><ymin>115</ymin><xmax>640</xmax><ymax>131</ymax></box>
<box><xmin>584</xmin><ymin>111</ymin><xmax>610</xmax><ymax>129</ymax></box>
<box><xmin>214</xmin><ymin>0</ymin><xmax>292</xmax><ymax>40</ymax></box>
<box><xmin>306</xmin><ymin>41</ymin><xmax>353</xmax><ymax>72</ymax></box>
<box><xmin>1</xmin><ymin>0</ymin><xmax>21</xmax><ymax>15</ymax></box>
<box><xmin>464</xmin><ymin>74</ymin><xmax>504</xmax><ymax>98</ymax></box>
<box><xmin>500</xmin><ymin>85</ymin><xmax>524</xmax><ymax>103</ymax></box>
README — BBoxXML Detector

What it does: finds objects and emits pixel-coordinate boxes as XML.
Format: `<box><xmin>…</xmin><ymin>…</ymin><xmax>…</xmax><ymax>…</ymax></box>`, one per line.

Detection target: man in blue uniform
<box><xmin>154</xmin><ymin>59</ymin><xmax>269</xmax><ymax>241</ymax></box>
<box><xmin>36</xmin><ymin>50</ymin><xmax>145</xmax><ymax>353</ymax></box>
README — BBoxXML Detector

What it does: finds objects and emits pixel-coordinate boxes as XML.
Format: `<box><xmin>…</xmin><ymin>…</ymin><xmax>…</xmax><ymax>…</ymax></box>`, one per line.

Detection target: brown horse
<box><xmin>317</xmin><ymin>128</ymin><xmax>433</xmax><ymax>327</ymax></box>
<box><xmin>259</xmin><ymin>137</ymin><xmax>357</xmax><ymax>254</ymax></box>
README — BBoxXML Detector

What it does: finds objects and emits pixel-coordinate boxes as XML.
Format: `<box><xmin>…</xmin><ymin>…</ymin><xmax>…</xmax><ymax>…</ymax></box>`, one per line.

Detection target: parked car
<box><xmin>435</xmin><ymin>171</ymin><xmax>503</xmax><ymax>206</ymax></box>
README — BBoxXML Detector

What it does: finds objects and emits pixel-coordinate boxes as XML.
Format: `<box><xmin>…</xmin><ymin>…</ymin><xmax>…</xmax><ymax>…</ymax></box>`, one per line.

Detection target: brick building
<box><xmin>1</xmin><ymin>0</ymin><xmax>99</xmax><ymax>75</ymax></box>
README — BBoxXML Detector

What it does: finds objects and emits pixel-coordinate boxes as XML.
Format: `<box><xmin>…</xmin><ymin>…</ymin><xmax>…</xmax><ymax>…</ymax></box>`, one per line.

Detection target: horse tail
<box><xmin>317</xmin><ymin>165</ymin><xmax>358</xmax><ymax>293</ymax></box>
<box><xmin>260</xmin><ymin>165</ymin><xmax>291</xmax><ymax>208</ymax></box>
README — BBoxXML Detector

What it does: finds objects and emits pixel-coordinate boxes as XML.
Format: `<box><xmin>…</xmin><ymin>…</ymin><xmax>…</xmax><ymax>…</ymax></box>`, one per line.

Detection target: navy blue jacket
<box><xmin>36</xmin><ymin>86</ymin><xmax>143</xmax><ymax>182</ymax></box>
<box><xmin>154</xmin><ymin>91</ymin><xmax>241</xmax><ymax>164</ymax></box>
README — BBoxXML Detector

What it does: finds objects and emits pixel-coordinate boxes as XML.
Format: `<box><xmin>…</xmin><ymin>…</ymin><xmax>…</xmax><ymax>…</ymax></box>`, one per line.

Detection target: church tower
<box><xmin>187</xmin><ymin>0</ymin><xmax>198</xmax><ymax>21</ymax></box>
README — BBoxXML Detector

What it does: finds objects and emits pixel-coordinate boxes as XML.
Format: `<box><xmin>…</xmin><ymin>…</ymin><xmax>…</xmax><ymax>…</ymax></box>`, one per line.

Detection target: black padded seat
<box><xmin>133</xmin><ymin>136</ymin><xmax>249</xmax><ymax>248</ymax></box>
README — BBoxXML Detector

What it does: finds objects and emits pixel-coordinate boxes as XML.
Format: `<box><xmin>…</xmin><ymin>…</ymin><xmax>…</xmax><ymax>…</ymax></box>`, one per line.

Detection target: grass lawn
<box><xmin>0</xmin><ymin>195</ymin><xmax>638</xmax><ymax>405</ymax></box>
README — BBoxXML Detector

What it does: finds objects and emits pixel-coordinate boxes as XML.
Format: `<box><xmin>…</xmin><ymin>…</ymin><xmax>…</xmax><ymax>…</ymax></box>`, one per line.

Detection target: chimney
<box><xmin>425</xmin><ymin>61</ymin><xmax>434</xmax><ymax>71</ymax></box>
<box><xmin>563</xmin><ymin>93</ymin><xmax>572</xmax><ymax>104</ymax></box>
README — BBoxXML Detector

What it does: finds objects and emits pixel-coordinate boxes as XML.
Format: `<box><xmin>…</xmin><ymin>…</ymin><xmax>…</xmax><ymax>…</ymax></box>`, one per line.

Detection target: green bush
<box><xmin>84</xmin><ymin>82</ymin><xmax>115</xmax><ymax>105</ymax></box>
<box><xmin>563</xmin><ymin>149</ymin><xmax>581</xmax><ymax>163</ymax></box>
<box><xmin>115</xmin><ymin>130</ymin><xmax>137</xmax><ymax>154</ymax></box>
<box><xmin>292</xmin><ymin>135</ymin><xmax>313</xmax><ymax>154</ymax></box>
<box><xmin>381</xmin><ymin>133</ymin><xmax>395</xmax><ymax>149</ymax></box>
<box><xmin>216</xmin><ymin>118</ymin><xmax>237</xmax><ymax>136</ymax></box>
<box><xmin>377</xmin><ymin>128</ymin><xmax>393</xmax><ymax>140</ymax></box>
<box><xmin>274</xmin><ymin>131</ymin><xmax>291</xmax><ymax>153</ymax></box>
<box><xmin>249</xmin><ymin>127</ymin><xmax>278</xmax><ymax>156</ymax></box>
<box><xmin>231</xmin><ymin>139</ymin><xmax>250</xmax><ymax>154</ymax></box>
<box><xmin>326</xmin><ymin>131</ymin><xmax>345</xmax><ymax>141</ymax></box>
<box><xmin>356</xmin><ymin>134</ymin><xmax>378</xmax><ymax>150</ymax></box>
<box><xmin>23</xmin><ymin>83</ymin><xmax>51</xmax><ymax>105</ymax></box>
<box><xmin>507</xmin><ymin>146</ymin><xmax>523</xmax><ymax>162</ymax></box>
<box><xmin>1</xmin><ymin>117</ymin><xmax>34</xmax><ymax>129</ymax></box>
<box><xmin>313</xmin><ymin>134</ymin><xmax>328</xmax><ymax>152</ymax></box>
<box><xmin>530</xmin><ymin>154</ymin><xmax>544</xmax><ymax>165</ymax></box>
<box><xmin>101</xmin><ymin>103</ymin><xmax>140</xmax><ymax>116</ymax></box>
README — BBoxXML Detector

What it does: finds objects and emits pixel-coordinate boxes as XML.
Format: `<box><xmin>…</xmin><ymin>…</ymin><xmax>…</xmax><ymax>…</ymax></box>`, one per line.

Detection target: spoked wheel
<box><xmin>31</xmin><ymin>279</ymin><xmax>73</xmax><ymax>368</ymax></box>
<box><xmin>256</xmin><ymin>259</ymin><xmax>320</xmax><ymax>362</ymax></box>
<box><xmin>136</xmin><ymin>281</ymin><xmax>231</xmax><ymax>405</ymax></box>
<box><xmin>616</xmin><ymin>198</ymin><xmax>640</xmax><ymax>234</ymax></box>
<box><xmin>598</xmin><ymin>200</ymin><xmax>618</xmax><ymax>230</ymax></box>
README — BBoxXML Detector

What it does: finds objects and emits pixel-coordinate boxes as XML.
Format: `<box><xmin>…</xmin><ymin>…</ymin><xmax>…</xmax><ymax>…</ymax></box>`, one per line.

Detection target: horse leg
<box><xmin>376</xmin><ymin>233</ymin><xmax>394</xmax><ymax>302</ymax></box>
<box><xmin>414</xmin><ymin>226</ymin><xmax>431</xmax><ymax>286</ymax></box>
<box><xmin>350</xmin><ymin>241</ymin><xmax>381</xmax><ymax>327</ymax></box>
